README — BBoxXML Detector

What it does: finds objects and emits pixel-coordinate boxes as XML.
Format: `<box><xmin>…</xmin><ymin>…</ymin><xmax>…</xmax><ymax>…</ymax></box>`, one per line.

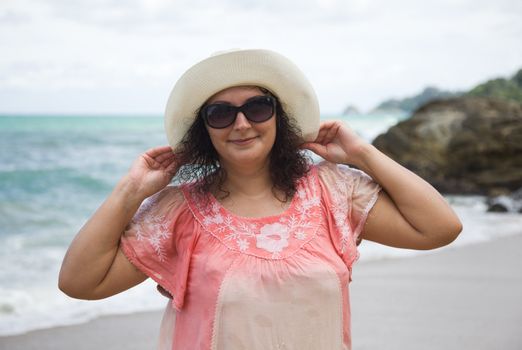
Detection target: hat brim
<box><xmin>164</xmin><ymin>49</ymin><xmax>320</xmax><ymax>150</ymax></box>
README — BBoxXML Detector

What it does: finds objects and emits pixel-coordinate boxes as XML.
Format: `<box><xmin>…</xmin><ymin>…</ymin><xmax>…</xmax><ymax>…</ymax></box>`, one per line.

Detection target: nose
<box><xmin>233</xmin><ymin>111</ymin><xmax>252</xmax><ymax>130</ymax></box>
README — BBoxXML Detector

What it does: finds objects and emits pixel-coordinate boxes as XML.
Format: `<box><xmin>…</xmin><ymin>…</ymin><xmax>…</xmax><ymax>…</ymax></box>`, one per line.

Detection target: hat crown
<box><xmin>210</xmin><ymin>48</ymin><xmax>243</xmax><ymax>57</ymax></box>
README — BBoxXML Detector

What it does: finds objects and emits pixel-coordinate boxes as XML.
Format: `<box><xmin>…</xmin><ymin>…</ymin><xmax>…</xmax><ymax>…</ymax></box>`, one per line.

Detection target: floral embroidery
<box><xmin>326</xmin><ymin>165</ymin><xmax>355</xmax><ymax>257</ymax></box>
<box><xmin>320</xmin><ymin>163</ymin><xmax>382</xmax><ymax>267</ymax></box>
<box><xmin>131</xmin><ymin>194</ymin><xmax>171</xmax><ymax>262</ymax></box>
<box><xmin>185</xmin><ymin>169</ymin><xmax>321</xmax><ymax>259</ymax></box>
<box><xmin>256</xmin><ymin>223</ymin><xmax>290</xmax><ymax>253</ymax></box>
<box><xmin>294</xmin><ymin>230</ymin><xmax>307</xmax><ymax>240</ymax></box>
<box><xmin>237</xmin><ymin>238</ymin><xmax>250</xmax><ymax>252</ymax></box>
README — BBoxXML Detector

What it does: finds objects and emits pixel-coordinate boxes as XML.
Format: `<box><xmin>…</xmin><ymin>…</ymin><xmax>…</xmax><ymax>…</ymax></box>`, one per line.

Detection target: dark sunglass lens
<box><xmin>243</xmin><ymin>97</ymin><xmax>274</xmax><ymax>122</ymax></box>
<box><xmin>205</xmin><ymin>105</ymin><xmax>235</xmax><ymax>128</ymax></box>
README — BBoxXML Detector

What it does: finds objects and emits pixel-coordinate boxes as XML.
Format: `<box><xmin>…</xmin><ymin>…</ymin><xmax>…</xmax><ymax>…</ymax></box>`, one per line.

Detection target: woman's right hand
<box><xmin>124</xmin><ymin>145</ymin><xmax>179</xmax><ymax>199</ymax></box>
<box><xmin>59</xmin><ymin>145</ymin><xmax>179</xmax><ymax>300</ymax></box>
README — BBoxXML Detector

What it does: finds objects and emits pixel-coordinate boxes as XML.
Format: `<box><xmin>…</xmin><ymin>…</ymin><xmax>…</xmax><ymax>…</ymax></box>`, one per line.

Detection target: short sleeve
<box><xmin>120</xmin><ymin>185</ymin><xmax>196</xmax><ymax>310</ymax></box>
<box><xmin>317</xmin><ymin>161</ymin><xmax>382</xmax><ymax>270</ymax></box>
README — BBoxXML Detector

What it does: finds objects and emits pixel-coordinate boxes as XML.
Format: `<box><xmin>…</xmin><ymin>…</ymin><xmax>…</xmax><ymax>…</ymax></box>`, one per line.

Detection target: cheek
<box><xmin>267</xmin><ymin>120</ymin><xmax>277</xmax><ymax>144</ymax></box>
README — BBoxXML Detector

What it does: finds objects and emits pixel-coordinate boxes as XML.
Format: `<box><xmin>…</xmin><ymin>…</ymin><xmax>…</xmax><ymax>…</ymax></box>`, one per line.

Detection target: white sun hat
<box><xmin>164</xmin><ymin>49</ymin><xmax>320</xmax><ymax>150</ymax></box>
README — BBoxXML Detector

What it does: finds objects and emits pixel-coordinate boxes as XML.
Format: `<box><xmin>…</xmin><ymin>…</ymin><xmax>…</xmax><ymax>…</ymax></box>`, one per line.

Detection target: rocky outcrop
<box><xmin>372</xmin><ymin>97</ymin><xmax>522</xmax><ymax>195</ymax></box>
<box><xmin>487</xmin><ymin>187</ymin><xmax>522</xmax><ymax>213</ymax></box>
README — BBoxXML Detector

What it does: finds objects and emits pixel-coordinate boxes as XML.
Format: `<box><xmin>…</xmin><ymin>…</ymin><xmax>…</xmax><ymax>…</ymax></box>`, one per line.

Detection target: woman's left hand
<box><xmin>301</xmin><ymin>121</ymin><xmax>369</xmax><ymax>166</ymax></box>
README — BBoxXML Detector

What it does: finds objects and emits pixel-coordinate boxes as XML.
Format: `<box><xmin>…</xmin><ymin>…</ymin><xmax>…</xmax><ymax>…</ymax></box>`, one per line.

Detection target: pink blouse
<box><xmin>120</xmin><ymin>161</ymin><xmax>382</xmax><ymax>350</ymax></box>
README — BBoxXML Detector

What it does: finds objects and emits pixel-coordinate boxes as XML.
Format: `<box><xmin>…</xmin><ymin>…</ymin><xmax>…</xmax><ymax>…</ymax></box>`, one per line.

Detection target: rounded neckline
<box><xmin>206</xmin><ymin>186</ymin><xmax>301</xmax><ymax>221</ymax></box>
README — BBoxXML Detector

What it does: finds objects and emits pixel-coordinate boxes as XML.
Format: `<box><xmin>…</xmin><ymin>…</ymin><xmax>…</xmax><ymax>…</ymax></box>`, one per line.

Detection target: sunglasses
<box><xmin>200</xmin><ymin>95</ymin><xmax>276</xmax><ymax>129</ymax></box>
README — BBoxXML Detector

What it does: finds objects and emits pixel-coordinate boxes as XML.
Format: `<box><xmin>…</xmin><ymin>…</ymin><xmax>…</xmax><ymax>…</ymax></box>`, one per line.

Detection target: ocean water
<box><xmin>1</xmin><ymin>113</ymin><xmax>521</xmax><ymax>336</ymax></box>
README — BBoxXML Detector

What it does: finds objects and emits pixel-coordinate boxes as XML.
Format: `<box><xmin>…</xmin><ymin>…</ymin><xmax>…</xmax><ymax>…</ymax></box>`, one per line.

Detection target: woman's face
<box><xmin>204</xmin><ymin>86</ymin><xmax>277</xmax><ymax>171</ymax></box>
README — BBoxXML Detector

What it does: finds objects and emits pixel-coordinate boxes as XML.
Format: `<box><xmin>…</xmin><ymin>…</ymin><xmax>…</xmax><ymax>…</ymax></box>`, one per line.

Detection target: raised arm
<box><xmin>302</xmin><ymin>121</ymin><xmax>462</xmax><ymax>250</ymax></box>
<box><xmin>58</xmin><ymin>146</ymin><xmax>179</xmax><ymax>299</ymax></box>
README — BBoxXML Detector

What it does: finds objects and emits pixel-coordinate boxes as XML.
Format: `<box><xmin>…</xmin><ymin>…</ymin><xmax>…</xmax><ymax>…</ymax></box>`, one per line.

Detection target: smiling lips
<box><xmin>229</xmin><ymin>136</ymin><xmax>258</xmax><ymax>145</ymax></box>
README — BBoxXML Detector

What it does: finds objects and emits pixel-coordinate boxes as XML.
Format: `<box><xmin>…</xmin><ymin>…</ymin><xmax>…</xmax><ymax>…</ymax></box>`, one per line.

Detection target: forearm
<box><xmin>59</xmin><ymin>176</ymin><xmax>145</xmax><ymax>295</ymax></box>
<box><xmin>352</xmin><ymin>143</ymin><xmax>462</xmax><ymax>238</ymax></box>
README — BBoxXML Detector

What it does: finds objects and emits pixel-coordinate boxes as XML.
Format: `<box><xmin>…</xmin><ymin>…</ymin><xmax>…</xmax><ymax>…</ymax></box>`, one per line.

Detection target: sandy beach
<box><xmin>1</xmin><ymin>233</ymin><xmax>521</xmax><ymax>350</ymax></box>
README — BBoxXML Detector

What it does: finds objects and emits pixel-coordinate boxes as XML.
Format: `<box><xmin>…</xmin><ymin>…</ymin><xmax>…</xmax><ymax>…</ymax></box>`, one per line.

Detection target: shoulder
<box><xmin>314</xmin><ymin>161</ymin><xmax>372</xmax><ymax>187</ymax></box>
<box><xmin>134</xmin><ymin>184</ymin><xmax>187</xmax><ymax>220</ymax></box>
<box><xmin>153</xmin><ymin>184</ymin><xmax>185</xmax><ymax>203</ymax></box>
<box><xmin>141</xmin><ymin>185</ymin><xmax>184</xmax><ymax>207</ymax></box>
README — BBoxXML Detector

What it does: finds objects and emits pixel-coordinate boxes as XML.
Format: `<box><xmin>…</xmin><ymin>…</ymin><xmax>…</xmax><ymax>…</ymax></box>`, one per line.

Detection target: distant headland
<box><xmin>342</xmin><ymin>68</ymin><xmax>522</xmax><ymax>115</ymax></box>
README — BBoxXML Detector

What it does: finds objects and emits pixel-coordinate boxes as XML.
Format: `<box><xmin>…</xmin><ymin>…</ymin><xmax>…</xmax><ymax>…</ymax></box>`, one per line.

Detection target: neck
<box><xmin>216</xmin><ymin>159</ymin><xmax>275</xmax><ymax>199</ymax></box>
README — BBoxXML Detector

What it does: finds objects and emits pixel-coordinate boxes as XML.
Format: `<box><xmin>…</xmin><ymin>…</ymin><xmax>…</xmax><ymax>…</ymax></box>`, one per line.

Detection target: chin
<box><xmin>224</xmin><ymin>152</ymin><xmax>271</xmax><ymax>168</ymax></box>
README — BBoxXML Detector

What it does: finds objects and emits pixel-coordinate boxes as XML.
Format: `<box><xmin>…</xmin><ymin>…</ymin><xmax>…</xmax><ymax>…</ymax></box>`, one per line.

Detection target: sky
<box><xmin>1</xmin><ymin>0</ymin><xmax>521</xmax><ymax>115</ymax></box>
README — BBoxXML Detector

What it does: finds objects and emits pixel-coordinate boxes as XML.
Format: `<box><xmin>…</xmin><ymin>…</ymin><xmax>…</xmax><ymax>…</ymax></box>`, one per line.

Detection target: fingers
<box><xmin>145</xmin><ymin>145</ymin><xmax>174</xmax><ymax>159</ymax></box>
<box><xmin>155</xmin><ymin>150</ymin><xmax>179</xmax><ymax>177</ymax></box>
<box><xmin>161</xmin><ymin>155</ymin><xmax>179</xmax><ymax>173</ymax></box>
<box><xmin>314</xmin><ymin>121</ymin><xmax>342</xmax><ymax>145</ymax></box>
<box><xmin>155</xmin><ymin>151</ymin><xmax>174</xmax><ymax>164</ymax></box>
<box><xmin>159</xmin><ymin>152</ymin><xmax>176</xmax><ymax>167</ymax></box>
<box><xmin>165</xmin><ymin>161</ymin><xmax>179</xmax><ymax>176</ymax></box>
<box><xmin>142</xmin><ymin>146</ymin><xmax>175</xmax><ymax>168</ymax></box>
<box><xmin>139</xmin><ymin>148</ymin><xmax>172</xmax><ymax>170</ymax></box>
<box><xmin>313</xmin><ymin>128</ymin><xmax>328</xmax><ymax>145</ymax></box>
<box><xmin>323</xmin><ymin>123</ymin><xmax>340</xmax><ymax>143</ymax></box>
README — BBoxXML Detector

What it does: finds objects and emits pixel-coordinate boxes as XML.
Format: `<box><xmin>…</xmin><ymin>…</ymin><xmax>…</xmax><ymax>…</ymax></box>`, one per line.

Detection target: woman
<box><xmin>59</xmin><ymin>49</ymin><xmax>462</xmax><ymax>349</ymax></box>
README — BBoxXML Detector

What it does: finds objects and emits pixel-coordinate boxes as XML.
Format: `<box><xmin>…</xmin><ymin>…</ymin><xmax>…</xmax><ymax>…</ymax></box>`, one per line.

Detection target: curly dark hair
<box><xmin>173</xmin><ymin>88</ymin><xmax>311</xmax><ymax>202</ymax></box>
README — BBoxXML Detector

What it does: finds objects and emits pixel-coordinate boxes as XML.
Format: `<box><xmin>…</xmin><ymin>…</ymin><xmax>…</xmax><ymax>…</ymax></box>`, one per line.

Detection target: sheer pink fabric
<box><xmin>120</xmin><ymin>161</ymin><xmax>381</xmax><ymax>350</ymax></box>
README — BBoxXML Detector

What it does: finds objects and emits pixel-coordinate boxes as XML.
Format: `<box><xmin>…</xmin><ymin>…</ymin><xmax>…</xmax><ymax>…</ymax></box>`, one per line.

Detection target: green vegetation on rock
<box><xmin>374</xmin><ymin>86</ymin><xmax>462</xmax><ymax>113</ymax></box>
<box><xmin>368</xmin><ymin>68</ymin><xmax>522</xmax><ymax>114</ymax></box>
<box><xmin>466</xmin><ymin>69</ymin><xmax>522</xmax><ymax>104</ymax></box>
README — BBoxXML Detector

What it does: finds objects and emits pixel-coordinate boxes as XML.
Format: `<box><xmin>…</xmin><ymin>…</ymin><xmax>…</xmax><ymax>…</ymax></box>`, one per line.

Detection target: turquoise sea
<box><xmin>1</xmin><ymin>113</ymin><xmax>521</xmax><ymax>336</ymax></box>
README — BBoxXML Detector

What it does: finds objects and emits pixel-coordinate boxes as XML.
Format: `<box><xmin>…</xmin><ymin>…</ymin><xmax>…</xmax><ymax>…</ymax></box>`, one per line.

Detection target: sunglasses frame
<box><xmin>201</xmin><ymin>95</ymin><xmax>276</xmax><ymax>129</ymax></box>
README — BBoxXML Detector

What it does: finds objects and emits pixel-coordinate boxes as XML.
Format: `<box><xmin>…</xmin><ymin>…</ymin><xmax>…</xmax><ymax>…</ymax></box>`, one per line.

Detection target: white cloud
<box><xmin>1</xmin><ymin>0</ymin><xmax>521</xmax><ymax>114</ymax></box>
